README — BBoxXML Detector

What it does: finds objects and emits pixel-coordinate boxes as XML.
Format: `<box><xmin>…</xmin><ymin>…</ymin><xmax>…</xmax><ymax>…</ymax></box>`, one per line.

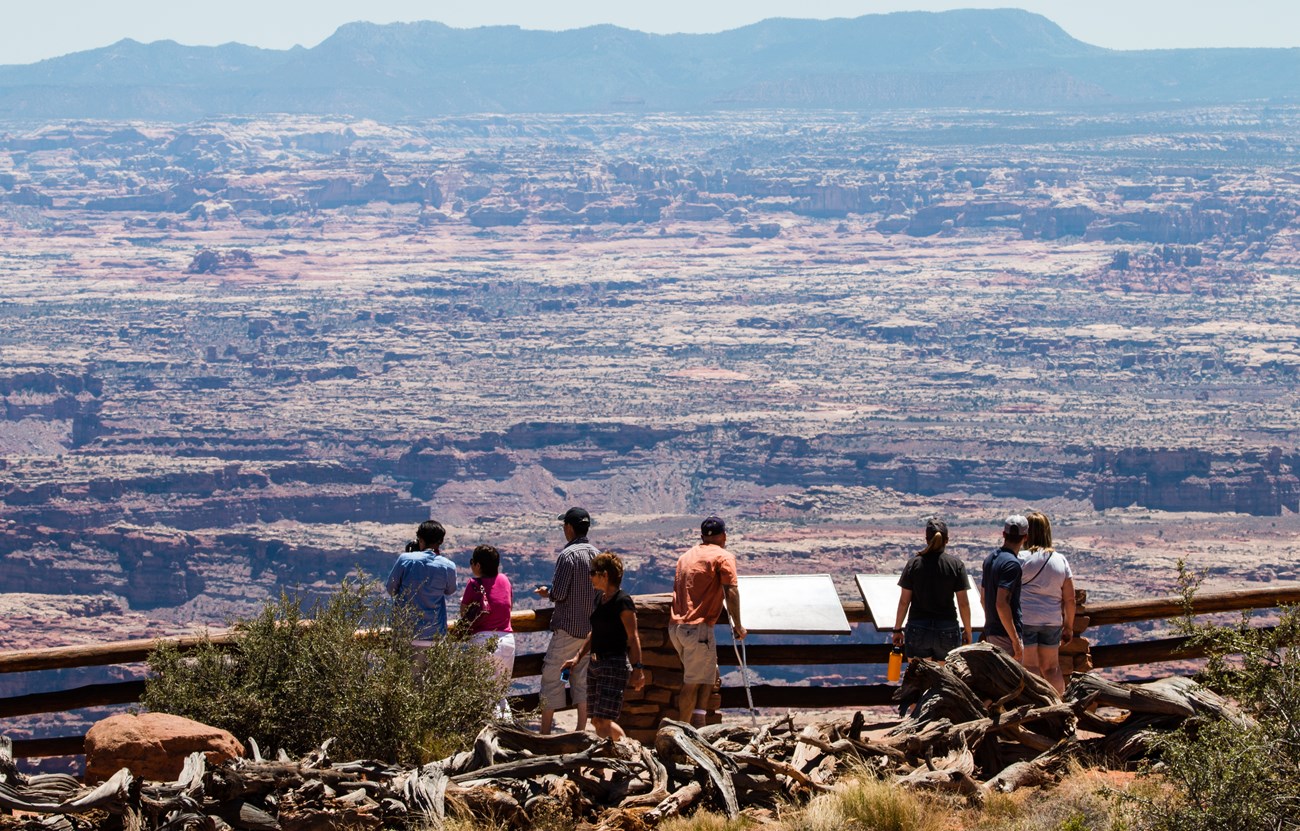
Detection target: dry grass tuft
<box><xmin>660</xmin><ymin>813</ymin><xmax>757</xmax><ymax>831</ymax></box>
<box><xmin>780</xmin><ymin>777</ymin><xmax>949</xmax><ymax>831</ymax></box>
<box><xmin>435</xmin><ymin>763</ymin><xmax>1151</xmax><ymax>831</ymax></box>
<box><xmin>970</xmin><ymin>764</ymin><xmax>1140</xmax><ymax>831</ymax></box>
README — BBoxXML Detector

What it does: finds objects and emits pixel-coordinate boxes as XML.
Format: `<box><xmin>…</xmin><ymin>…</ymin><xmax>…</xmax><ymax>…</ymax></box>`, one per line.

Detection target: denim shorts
<box><xmin>1022</xmin><ymin>625</ymin><xmax>1063</xmax><ymax>647</ymax></box>
<box><xmin>903</xmin><ymin>619</ymin><xmax>961</xmax><ymax>660</ymax></box>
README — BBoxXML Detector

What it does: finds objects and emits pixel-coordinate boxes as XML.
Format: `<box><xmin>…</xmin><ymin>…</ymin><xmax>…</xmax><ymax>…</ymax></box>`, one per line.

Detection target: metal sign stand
<box><xmin>732</xmin><ymin>639</ymin><xmax>758</xmax><ymax>729</ymax></box>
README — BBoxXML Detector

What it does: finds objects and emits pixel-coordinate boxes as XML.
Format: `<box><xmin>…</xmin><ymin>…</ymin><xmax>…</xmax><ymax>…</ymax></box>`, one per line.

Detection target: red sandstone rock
<box><xmin>84</xmin><ymin>712</ymin><xmax>243</xmax><ymax>783</ymax></box>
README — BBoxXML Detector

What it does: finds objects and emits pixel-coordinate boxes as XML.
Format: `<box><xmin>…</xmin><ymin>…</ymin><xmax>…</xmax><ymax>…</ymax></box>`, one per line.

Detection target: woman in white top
<box><xmin>1017</xmin><ymin>511</ymin><xmax>1075</xmax><ymax>694</ymax></box>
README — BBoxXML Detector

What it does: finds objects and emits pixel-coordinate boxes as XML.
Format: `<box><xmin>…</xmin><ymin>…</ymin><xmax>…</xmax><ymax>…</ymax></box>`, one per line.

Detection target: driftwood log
<box><xmin>0</xmin><ymin>648</ymin><xmax>1238</xmax><ymax>829</ymax></box>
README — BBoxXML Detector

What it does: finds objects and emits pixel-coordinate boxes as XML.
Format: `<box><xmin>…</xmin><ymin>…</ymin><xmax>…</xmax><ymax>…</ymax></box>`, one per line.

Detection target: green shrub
<box><xmin>1056</xmin><ymin>813</ymin><xmax>1091</xmax><ymax>831</ymax></box>
<box><xmin>1127</xmin><ymin>562</ymin><xmax>1300</xmax><ymax>831</ymax></box>
<box><xmin>143</xmin><ymin>576</ymin><xmax>508</xmax><ymax>763</ymax></box>
<box><xmin>977</xmin><ymin>765</ymin><xmax>1137</xmax><ymax>831</ymax></box>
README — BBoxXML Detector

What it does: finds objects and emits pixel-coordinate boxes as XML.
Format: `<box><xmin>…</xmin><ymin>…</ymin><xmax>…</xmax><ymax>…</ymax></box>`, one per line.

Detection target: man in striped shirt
<box><xmin>535</xmin><ymin>507</ymin><xmax>601</xmax><ymax>734</ymax></box>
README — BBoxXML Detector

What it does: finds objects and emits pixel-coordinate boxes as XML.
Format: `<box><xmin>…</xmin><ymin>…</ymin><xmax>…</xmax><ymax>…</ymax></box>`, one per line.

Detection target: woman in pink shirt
<box><xmin>461</xmin><ymin>544</ymin><xmax>514</xmax><ymax>719</ymax></box>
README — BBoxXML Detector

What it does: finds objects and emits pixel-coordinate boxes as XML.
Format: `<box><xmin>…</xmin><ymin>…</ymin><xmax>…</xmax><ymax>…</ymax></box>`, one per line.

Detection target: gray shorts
<box><xmin>983</xmin><ymin>633</ymin><xmax>1016</xmax><ymax>655</ymax></box>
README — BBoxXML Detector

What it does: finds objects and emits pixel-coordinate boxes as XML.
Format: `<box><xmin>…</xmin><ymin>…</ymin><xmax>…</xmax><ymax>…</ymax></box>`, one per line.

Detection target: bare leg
<box><xmin>539</xmin><ymin>631</ymin><xmax>585</xmax><ymax>734</ymax></box>
<box><xmin>543</xmin><ymin>702</ymin><xmax>590</xmax><ymax>733</ymax></box>
<box><xmin>691</xmin><ymin>685</ymin><xmax>710</xmax><ymax>727</ymax></box>
<box><xmin>591</xmin><ymin>717</ymin><xmax>626</xmax><ymax>741</ymax></box>
<box><xmin>677</xmin><ymin>683</ymin><xmax>703</xmax><ymax>723</ymax></box>
<box><xmin>1021</xmin><ymin>644</ymin><xmax>1042</xmax><ymax>678</ymax></box>
<box><xmin>1039</xmin><ymin>645</ymin><xmax>1066</xmax><ymax>695</ymax></box>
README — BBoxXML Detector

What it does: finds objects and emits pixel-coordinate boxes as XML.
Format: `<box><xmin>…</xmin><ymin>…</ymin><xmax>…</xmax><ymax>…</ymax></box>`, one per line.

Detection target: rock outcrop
<box><xmin>0</xmin><ymin>366</ymin><xmax>103</xmax><ymax>451</ymax></box>
<box><xmin>306</xmin><ymin>171</ymin><xmax>441</xmax><ymax>209</ymax></box>
<box><xmin>1091</xmin><ymin>447</ymin><xmax>1300</xmax><ymax>516</ymax></box>
<box><xmin>84</xmin><ymin>712</ymin><xmax>243</xmax><ymax>783</ymax></box>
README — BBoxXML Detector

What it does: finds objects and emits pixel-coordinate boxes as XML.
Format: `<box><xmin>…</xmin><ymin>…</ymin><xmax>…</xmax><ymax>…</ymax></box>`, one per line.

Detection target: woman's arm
<box><xmin>956</xmin><ymin>591</ymin><xmax>972</xmax><ymax>645</ymax></box>
<box><xmin>459</xmin><ymin>579</ymin><xmax>482</xmax><ymax>618</ymax></box>
<box><xmin>1061</xmin><ymin>576</ymin><xmax>1075</xmax><ymax>643</ymax></box>
<box><xmin>563</xmin><ymin>634</ymin><xmax>593</xmax><ymax>669</ymax></box>
<box><xmin>622</xmin><ymin>607</ymin><xmax>645</xmax><ymax>690</ymax></box>
<box><xmin>892</xmin><ymin>588</ymin><xmax>912</xmax><ymax>647</ymax></box>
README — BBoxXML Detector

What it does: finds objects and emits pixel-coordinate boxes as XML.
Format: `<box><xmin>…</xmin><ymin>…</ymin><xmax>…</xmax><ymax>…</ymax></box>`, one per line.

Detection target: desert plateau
<box><xmin>2</xmin><ymin>100</ymin><xmax>1299</xmax><ymax>744</ymax></box>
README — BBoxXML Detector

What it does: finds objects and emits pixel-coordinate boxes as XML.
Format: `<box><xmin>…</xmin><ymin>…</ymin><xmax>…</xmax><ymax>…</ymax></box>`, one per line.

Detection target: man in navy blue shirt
<box><xmin>387</xmin><ymin>520</ymin><xmax>458</xmax><ymax>641</ymax></box>
<box><xmin>980</xmin><ymin>515</ymin><xmax>1027</xmax><ymax>660</ymax></box>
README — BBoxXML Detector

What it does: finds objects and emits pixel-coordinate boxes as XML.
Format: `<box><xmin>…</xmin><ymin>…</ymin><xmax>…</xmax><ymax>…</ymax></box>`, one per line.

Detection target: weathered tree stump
<box><xmin>892</xmin><ymin>659</ymin><xmax>986</xmax><ymax>728</ymax></box>
<box><xmin>0</xmin><ymin>665</ymin><xmax>1247</xmax><ymax>831</ymax></box>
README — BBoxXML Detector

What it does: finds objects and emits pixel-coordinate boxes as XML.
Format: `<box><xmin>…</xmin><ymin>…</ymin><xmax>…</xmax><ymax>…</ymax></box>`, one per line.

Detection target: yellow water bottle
<box><xmin>887</xmin><ymin>646</ymin><xmax>904</xmax><ymax>682</ymax></box>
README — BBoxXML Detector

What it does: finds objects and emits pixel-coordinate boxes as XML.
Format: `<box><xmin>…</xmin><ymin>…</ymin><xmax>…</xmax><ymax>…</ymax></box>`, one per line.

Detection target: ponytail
<box><xmin>916</xmin><ymin>518</ymin><xmax>948</xmax><ymax>556</ymax></box>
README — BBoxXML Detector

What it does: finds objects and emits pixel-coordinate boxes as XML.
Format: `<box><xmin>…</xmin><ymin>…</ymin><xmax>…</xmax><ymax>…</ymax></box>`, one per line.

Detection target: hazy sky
<box><xmin>3</xmin><ymin>1</ymin><xmax>1298</xmax><ymax>65</ymax></box>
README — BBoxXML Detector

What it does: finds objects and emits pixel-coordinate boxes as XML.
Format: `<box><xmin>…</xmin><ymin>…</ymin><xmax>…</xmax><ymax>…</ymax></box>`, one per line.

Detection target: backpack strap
<box><xmin>1022</xmin><ymin>550</ymin><xmax>1055</xmax><ymax>586</ymax></box>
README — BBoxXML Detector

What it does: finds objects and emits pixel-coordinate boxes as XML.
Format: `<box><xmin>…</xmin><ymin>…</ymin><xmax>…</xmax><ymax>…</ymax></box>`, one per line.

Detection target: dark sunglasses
<box><xmin>589</xmin><ymin>569</ymin><xmax>605</xmax><ymax>576</ymax></box>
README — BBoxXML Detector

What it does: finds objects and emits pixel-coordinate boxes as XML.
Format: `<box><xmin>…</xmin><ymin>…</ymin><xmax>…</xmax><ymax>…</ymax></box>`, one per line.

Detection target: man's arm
<box><xmin>386</xmin><ymin>559</ymin><xmax>405</xmax><ymax>598</ymax></box>
<box><xmin>724</xmin><ymin>584</ymin><xmax>746</xmax><ymax>640</ymax></box>
<box><xmin>891</xmin><ymin>589</ymin><xmax>912</xmax><ymax>647</ymax></box>
<box><xmin>995</xmin><ymin>587</ymin><xmax>1022</xmax><ymax>660</ymax></box>
<box><xmin>443</xmin><ymin>561</ymin><xmax>457</xmax><ymax>596</ymax></box>
<box><xmin>548</xmin><ymin>553</ymin><xmax>575</xmax><ymax>603</ymax></box>
<box><xmin>1061</xmin><ymin>576</ymin><xmax>1075</xmax><ymax>644</ymax></box>
<box><xmin>956</xmin><ymin>591</ymin><xmax>972</xmax><ymax>645</ymax></box>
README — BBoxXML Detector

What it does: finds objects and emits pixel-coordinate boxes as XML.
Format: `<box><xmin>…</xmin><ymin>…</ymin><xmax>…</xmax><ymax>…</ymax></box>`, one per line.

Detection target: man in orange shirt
<box><xmin>669</xmin><ymin>516</ymin><xmax>746</xmax><ymax>726</ymax></box>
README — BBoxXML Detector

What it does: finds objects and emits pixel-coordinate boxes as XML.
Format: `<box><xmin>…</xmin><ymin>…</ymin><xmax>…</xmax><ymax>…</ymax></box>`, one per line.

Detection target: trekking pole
<box><xmin>732</xmin><ymin>638</ymin><xmax>759</xmax><ymax>730</ymax></box>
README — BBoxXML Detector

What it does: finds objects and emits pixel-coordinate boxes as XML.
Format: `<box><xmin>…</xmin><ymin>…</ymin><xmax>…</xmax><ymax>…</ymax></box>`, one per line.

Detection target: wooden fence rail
<box><xmin>2</xmin><ymin>583</ymin><xmax>1295</xmax><ymax>758</ymax></box>
<box><xmin>0</xmin><ymin>680</ymin><xmax>147</xmax><ymax>719</ymax></box>
<box><xmin>0</xmin><ymin>645</ymin><xmax>901</xmax><ymax>719</ymax></box>
<box><xmin>0</xmin><ymin>585</ymin><xmax>1282</xmax><ymax>676</ymax></box>
<box><xmin>0</xmin><ymin>610</ymin><xmax>555</xmax><ymax>675</ymax></box>
<box><xmin>1081</xmin><ymin>586</ymin><xmax>1300</xmax><ymax>627</ymax></box>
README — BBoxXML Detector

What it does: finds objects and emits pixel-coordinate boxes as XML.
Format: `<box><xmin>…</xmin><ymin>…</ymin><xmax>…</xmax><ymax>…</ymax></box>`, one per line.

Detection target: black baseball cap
<box><xmin>701</xmin><ymin>516</ymin><xmax>727</xmax><ymax>536</ymax></box>
<box><xmin>558</xmin><ymin>507</ymin><xmax>591</xmax><ymax>527</ymax></box>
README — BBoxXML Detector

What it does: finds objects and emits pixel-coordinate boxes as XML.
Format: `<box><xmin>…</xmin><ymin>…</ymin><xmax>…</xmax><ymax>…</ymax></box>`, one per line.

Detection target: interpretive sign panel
<box><xmin>735</xmin><ymin>574</ymin><xmax>851</xmax><ymax>635</ymax></box>
<box><xmin>855</xmin><ymin>573</ymin><xmax>985</xmax><ymax>632</ymax></box>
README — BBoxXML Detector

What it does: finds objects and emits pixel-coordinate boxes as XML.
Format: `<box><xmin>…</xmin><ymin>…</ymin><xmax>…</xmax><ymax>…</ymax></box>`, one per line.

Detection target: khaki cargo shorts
<box><xmin>669</xmin><ymin>622</ymin><xmax>718</xmax><ymax>685</ymax></box>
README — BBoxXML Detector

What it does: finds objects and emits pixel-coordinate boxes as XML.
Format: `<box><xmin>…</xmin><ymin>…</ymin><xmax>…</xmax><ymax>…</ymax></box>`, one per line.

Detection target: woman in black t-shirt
<box><xmin>562</xmin><ymin>551</ymin><xmax>645</xmax><ymax>740</ymax></box>
<box><xmin>891</xmin><ymin>518</ymin><xmax>973</xmax><ymax>664</ymax></box>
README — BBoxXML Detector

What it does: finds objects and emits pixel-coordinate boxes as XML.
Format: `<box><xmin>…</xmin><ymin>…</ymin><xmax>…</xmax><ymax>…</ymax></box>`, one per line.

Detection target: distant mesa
<box><xmin>733</xmin><ymin>223</ymin><xmax>781</xmax><ymax>239</ymax></box>
<box><xmin>1</xmin><ymin>10</ymin><xmax>1298</xmax><ymax>119</ymax></box>
<box><xmin>669</xmin><ymin>368</ymin><xmax>752</xmax><ymax>382</ymax></box>
<box><xmin>307</xmin><ymin>172</ymin><xmax>441</xmax><ymax>210</ymax></box>
<box><xmin>187</xmin><ymin>248</ymin><xmax>254</xmax><ymax>274</ymax></box>
<box><xmin>871</xmin><ymin>318</ymin><xmax>937</xmax><ymax>342</ymax></box>
<box><xmin>467</xmin><ymin>202</ymin><xmax>528</xmax><ymax>228</ymax></box>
